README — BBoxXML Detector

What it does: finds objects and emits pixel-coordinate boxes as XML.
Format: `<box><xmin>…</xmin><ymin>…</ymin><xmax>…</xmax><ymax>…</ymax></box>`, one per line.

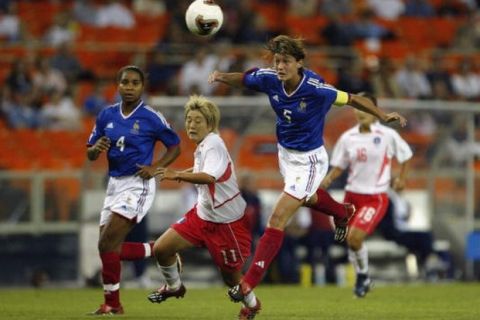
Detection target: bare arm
<box><xmin>320</xmin><ymin>166</ymin><xmax>344</xmax><ymax>189</ymax></box>
<box><xmin>86</xmin><ymin>136</ymin><xmax>110</xmax><ymax>161</ymax></box>
<box><xmin>392</xmin><ymin>159</ymin><xmax>410</xmax><ymax>192</ymax></box>
<box><xmin>208</xmin><ymin>70</ymin><xmax>245</xmax><ymax>87</ymax></box>
<box><xmin>349</xmin><ymin>94</ymin><xmax>407</xmax><ymax>127</ymax></box>
<box><xmin>136</xmin><ymin>145</ymin><xmax>181</xmax><ymax>180</ymax></box>
<box><xmin>155</xmin><ymin>167</ymin><xmax>215</xmax><ymax>185</ymax></box>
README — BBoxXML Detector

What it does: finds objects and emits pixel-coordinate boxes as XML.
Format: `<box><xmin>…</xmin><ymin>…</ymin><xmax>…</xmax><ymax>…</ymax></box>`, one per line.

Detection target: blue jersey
<box><xmin>87</xmin><ymin>100</ymin><xmax>180</xmax><ymax>177</ymax></box>
<box><xmin>243</xmin><ymin>68</ymin><xmax>340</xmax><ymax>151</ymax></box>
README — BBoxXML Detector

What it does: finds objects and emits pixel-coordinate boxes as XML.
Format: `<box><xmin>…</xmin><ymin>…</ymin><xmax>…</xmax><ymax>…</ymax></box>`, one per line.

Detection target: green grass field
<box><xmin>0</xmin><ymin>283</ymin><xmax>478</xmax><ymax>319</ymax></box>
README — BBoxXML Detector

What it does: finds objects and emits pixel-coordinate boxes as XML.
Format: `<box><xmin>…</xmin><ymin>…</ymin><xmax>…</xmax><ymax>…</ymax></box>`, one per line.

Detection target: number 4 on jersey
<box><xmin>116</xmin><ymin>136</ymin><xmax>125</xmax><ymax>152</ymax></box>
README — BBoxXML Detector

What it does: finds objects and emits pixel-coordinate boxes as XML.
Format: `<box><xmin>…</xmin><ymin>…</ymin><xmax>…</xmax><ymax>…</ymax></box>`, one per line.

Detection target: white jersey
<box><xmin>193</xmin><ymin>133</ymin><xmax>246</xmax><ymax>223</ymax></box>
<box><xmin>330</xmin><ymin>122</ymin><xmax>413</xmax><ymax>194</ymax></box>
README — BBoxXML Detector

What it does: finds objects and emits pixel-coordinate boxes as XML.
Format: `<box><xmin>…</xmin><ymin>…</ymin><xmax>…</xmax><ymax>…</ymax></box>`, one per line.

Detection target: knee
<box><xmin>347</xmin><ymin>233</ymin><xmax>363</xmax><ymax>251</ymax></box>
<box><xmin>153</xmin><ymin>241</ymin><xmax>174</xmax><ymax>264</ymax></box>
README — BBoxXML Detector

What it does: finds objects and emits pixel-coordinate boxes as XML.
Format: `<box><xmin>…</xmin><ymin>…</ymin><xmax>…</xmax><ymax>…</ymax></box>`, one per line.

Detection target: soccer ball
<box><xmin>185</xmin><ymin>0</ymin><xmax>223</xmax><ymax>36</ymax></box>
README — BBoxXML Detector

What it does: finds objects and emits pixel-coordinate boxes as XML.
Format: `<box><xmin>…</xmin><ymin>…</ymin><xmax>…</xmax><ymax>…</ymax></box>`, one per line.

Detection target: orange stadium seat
<box><xmin>252</xmin><ymin>2</ymin><xmax>286</xmax><ymax>33</ymax></box>
<box><xmin>286</xmin><ymin>15</ymin><xmax>328</xmax><ymax>45</ymax></box>
<box><xmin>237</xmin><ymin>134</ymin><xmax>278</xmax><ymax>171</ymax></box>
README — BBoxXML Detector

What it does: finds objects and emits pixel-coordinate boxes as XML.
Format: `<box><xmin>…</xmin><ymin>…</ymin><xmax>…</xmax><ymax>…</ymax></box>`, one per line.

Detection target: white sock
<box><xmin>243</xmin><ymin>291</ymin><xmax>257</xmax><ymax>308</ymax></box>
<box><xmin>348</xmin><ymin>243</ymin><xmax>369</xmax><ymax>275</ymax></box>
<box><xmin>158</xmin><ymin>260</ymin><xmax>181</xmax><ymax>290</ymax></box>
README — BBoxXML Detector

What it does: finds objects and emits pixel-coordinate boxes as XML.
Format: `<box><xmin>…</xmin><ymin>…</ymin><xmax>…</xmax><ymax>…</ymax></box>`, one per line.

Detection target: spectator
<box><xmin>44</xmin><ymin>12</ymin><xmax>76</xmax><ymax>47</ymax></box>
<box><xmin>5</xmin><ymin>58</ymin><xmax>33</xmax><ymax>95</ymax></box>
<box><xmin>403</xmin><ymin>0</ymin><xmax>435</xmax><ymax>17</ymax></box>
<box><xmin>454</xmin><ymin>11</ymin><xmax>480</xmax><ymax>50</ymax></box>
<box><xmin>288</xmin><ymin>0</ymin><xmax>319</xmax><ymax>17</ymax></box>
<box><xmin>336</xmin><ymin>59</ymin><xmax>373</xmax><ymax>94</ymax></box>
<box><xmin>304</xmin><ymin>209</ymin><xmax>338</xmax><ymax>284</ymax></box>
<box><xmin>178</xmin><ymin>48</ymin><xmax>218</xmax><ymax>95</ymax></box>
<box><xmin>451</xmin><ymin>58</ymin><xmax>480</xmax><ymax>101</ymax></box>
<box><xmin>50</xmin><ymin>42</ymin><xmax>95</xmax><ymax>82</ymax></box>
<box><xmin>0</xmin><ymin>2</ymin><xmax>21</xmax><ymax>42</ymax></box>
<box><xmin>97</xmin><ymin>0</ymin><xmax>135</xmax><ymax>28</ymax></box>
<box><xmin>352</xmin><ymin>9</ymin><xmax>393</xmax><ymax>41</ymax></box>
<box><xmin>322</xmin><ymin>13</ymin><xmax>355</xmax><ymax>47</ymax></box>
<box><xmin>320</xmin><ymin>0</ymin><xmax>353</xmax><ymax>16</ymax></box>
<box><xmin>1</xmin><ymin>89</ymin><xmax>39</xmax><ymax>129</ymax></box>
<box><xmin>39</xmin><ymin>90</ymin><xmax>81</xmax><ymax>131</ymax></box>
<box><xmin>133</xmin><ymin>0</ymin><xmax>165</xmax><ymax>17</ymax></box>
<box><xmin>394</xmin><ymin>55</ymin><xmax>432</xmax><ymax>99</ymax></box>
<box><xmin>83</xmin><ymin>81</ymin><xmax>108</xmax><ymax>116</ymax></box>
<box><xmin>238</xmin><ymin>171</ymin><xmax>263</xmax><ymax>246</ymax></box>
<box><xmin>425</xmin><ymin>53</ymin><xmax>454</xmax><ymax>100</ymax></box>
<box><xmin>145</xmin><ymin>51</ymin><xmax>179</xmax><ymax>95</ymax></box>
<box><xmin>436</xmin><ymin>0</ymin><xmax>468</xmax><ymax>17</ymax></box>
<box><xmin>368</xmin><ymin>57</ymin><xmax>402</xmax><ymax>98</ymax></box>
<box><xmin>32</xmin><ymin>56</ymin><xmax>68</xmax><ymax>97</ymax></box>
<box><xmin>367</xmin><ymin>0</ymin><xmax>405</xmax><ymax>20</ymax></box>
<box><xmin>73</xmin><ymin>0</ymin><xmax>99</xmax><ymax>26</ymax></box>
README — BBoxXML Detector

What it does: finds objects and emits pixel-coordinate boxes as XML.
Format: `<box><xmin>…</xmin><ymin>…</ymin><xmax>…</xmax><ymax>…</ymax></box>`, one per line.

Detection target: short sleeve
<box><xmin>87</xmin><ymin>109</ymin><xmax>106</xmax><ymax>146</ymax></box>
<box><xmin>243</xmin><ymin>68</ymin><xmax>271</xmax><ymax>93</ymax></box>
<box><xmin>202</xmin><ymin>141</ymin><xmax>229</xmax><ymax>180</ymax></box>
<box><xmin>391</xmin><ymin>131</ymin><xmax>413</xmax><ymax>163</ymax></box>
<box><xmin>153</xmin><ymin>110</ymin><xmax>180</xmax><ymax>148</ymax></box>
<box><xmin>330</xmin><ymin>134</ymin><xmax>350</xmax><ymax>169</ymax></box>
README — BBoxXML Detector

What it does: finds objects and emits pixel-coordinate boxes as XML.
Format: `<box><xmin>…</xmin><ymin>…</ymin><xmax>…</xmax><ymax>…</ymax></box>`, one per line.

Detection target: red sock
<box><xmin>309</xmin><ymin>188</ymin><xmax>347</xmax><ymax>220</ymax></box>
<box><xmin>100</xmin><ymin>252</ymin><xmax>121</xmax><ymax>308</ymax></box>
<box><xmin>243</xmin><ymin>227</ymin><xmax>284</xmax><ymax>289</ymax></box>
<box><xmin>119</xmin><ymin>242</ymin><xmax>153</xmax><ymax>261</ymax></box>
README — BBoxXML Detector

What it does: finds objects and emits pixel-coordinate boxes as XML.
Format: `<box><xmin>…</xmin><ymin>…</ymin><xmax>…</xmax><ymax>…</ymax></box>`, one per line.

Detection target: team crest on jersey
<box><xmin>106</xmin><ymin>122</ymin><xmax>114</xmax><ymax>129</ymax></box>
<box><xmin>273</xmin><ymin>95</ymin><xmax>279</xmax><ymax>102</ymax></box>
<box><xmin>298</xmin><ymin>99</ymin><xmax>307</xmax><ymax>112</ymax></box>
<box><xmin>373</xmin><ymin>136</ymin><xmax>381</xmax><ymax>145</ymax></box>
<box><xmin>131</xmin><ymin>120</ymin><xmax>140</xmax><ymax>134</ymax></box>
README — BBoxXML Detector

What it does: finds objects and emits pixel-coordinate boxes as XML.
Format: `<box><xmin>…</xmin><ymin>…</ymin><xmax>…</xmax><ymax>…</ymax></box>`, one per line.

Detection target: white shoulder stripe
<box><xmin>256</xmin><ymin>68</ymin><xmax>276</xmax><ymax>75</ymax></box>
<box><xmin>144</xmin><ymin>105</ymin><xmax>169</xmax><ymax>126</ymax></box>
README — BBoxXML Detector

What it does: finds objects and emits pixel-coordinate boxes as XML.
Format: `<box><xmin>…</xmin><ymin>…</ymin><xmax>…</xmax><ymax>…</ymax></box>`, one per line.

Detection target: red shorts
<box><xmin>344</xmin><ymin>191</ymin><xmax>389</xmax><ymax>235</ymax></box>
<box><xmin>172</xmin><ymin>207</ymin><xmax>252</xmax><ymax>273</ymax></box>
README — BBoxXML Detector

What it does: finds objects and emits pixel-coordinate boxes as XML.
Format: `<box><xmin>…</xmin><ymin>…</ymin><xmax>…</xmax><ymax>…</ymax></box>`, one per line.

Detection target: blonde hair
<box><xmin>184</xmin><ymin>95</ymin><xmax>220</xmax><ymax>133</ymax></box>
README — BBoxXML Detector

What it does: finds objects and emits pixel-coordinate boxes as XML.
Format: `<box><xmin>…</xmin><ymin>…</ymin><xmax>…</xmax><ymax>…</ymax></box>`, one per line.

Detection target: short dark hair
<box><xmin>117</xmin><ymin>65</ymin><xmax>146</xmax><ymax>84</ymax></box>
<box><xmin>266</xmin><ymin>35</ymin><xmax>306</xmax><ymax>61</ymax></box>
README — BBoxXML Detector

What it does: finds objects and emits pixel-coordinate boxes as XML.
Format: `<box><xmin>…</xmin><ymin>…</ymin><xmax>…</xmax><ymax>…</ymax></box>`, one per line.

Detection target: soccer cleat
<box><xmin>354</xmin><ymin>273</ymin><xmax>372</xmax><ymax>298</ymax></box>
<box><xmin>147</xmin><ymin>283</ymin><xmax>186</xmax><ymax>303</ymax></box>
<box><xmin>88</xmin><ymin>304</ymin><xmax>124</xmax><ymax>315</ymax></box>
<box><xmin>238</xmin><ymin>298</ymin><xmax>261</xmax><ymax>320</ymax></box>
<box><xmin>334</xmin><ymin>203</ymin><xmax>356</xmax><ymax>242</ymax></box>
<box><xmin>228</xmin><ymin>281</ymin><xmax>252</xmax><ymax>303</ymax></box>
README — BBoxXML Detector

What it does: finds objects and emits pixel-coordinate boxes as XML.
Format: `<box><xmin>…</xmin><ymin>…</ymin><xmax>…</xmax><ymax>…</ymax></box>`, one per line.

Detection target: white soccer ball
<box><xmin>185</xmin><ymin>0</ymin><xmax>223</xmax><ymax>36</ymax></box>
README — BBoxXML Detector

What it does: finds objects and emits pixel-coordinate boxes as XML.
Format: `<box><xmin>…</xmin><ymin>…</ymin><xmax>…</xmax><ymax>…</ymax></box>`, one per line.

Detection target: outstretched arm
<box><xmin>208</xmin><ymin>70</ymin><xmax>245</xmax><ymax>87</ymax></box>
<box><xmin>155</xmin><ymin>167</ymin><xmax>215</xmax><ymax>185</ymax></box>
<box><xmin>348</xmin><ymin>94</ymin><xmax>407</xmax><ymax>127</ymax></box>
<box><xmin>320</xmin><ymin>167</ymin><xmax>344</xmax><ymax>189</ymax></box>
<box><xmin>135</xmin><ymin>145</ymin><xmax>181</xmax><ymax>180</ymax></box>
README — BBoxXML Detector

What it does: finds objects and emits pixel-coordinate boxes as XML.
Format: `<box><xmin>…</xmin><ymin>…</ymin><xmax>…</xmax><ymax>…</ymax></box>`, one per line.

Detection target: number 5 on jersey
<box><xmin>283</xmin><ymin>109</ymin><xmax>292</xmax><ymax>123</ymax></box>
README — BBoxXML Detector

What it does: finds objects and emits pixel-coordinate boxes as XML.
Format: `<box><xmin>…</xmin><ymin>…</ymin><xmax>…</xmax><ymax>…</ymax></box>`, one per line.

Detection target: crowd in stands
<box><xmin>0</xmin><ymin>0</ymin><xmax>479</xmax><ymax>172</ymax></box>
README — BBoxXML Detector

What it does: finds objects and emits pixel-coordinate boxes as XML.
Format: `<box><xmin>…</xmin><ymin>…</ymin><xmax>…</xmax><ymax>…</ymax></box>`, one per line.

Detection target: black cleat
<box><xmin>147</xmin><ymin>284</ymin><xmax>186</xmax><ymax>303</ymax></box>
<box><xmin>354</xmin><ymin>273</ymin><xmax>372</xmax><ymax>298</ymax></box>
<box><xmin>228</xmin><ymin>281</ymin><xmax>251</xmax><ymax>303</ymax></box>
<box><xmin>334</xmin><ymin>203</ymin><xmax>356</xmax><ymax>242</ymax></box>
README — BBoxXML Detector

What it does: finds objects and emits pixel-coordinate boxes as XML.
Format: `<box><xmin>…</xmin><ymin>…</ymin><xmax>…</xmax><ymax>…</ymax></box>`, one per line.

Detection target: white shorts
<box><xmin>278</xmin><ymin>144</ymin><xmax>329</xmax><ymax>201</ymax></box>
<box><xmin>100</xmin><ymin>175</ymin><xmax>156</xmax><ymax>226</ymax></box>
